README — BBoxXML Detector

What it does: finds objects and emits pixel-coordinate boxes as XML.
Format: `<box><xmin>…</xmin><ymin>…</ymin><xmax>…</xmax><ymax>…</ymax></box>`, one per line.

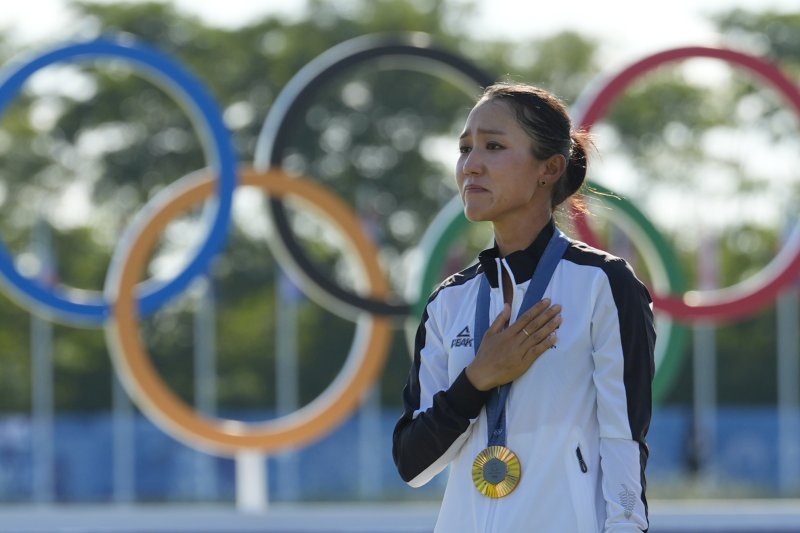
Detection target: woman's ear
<box><xmin>545</xmin><ymin>154</ymin><xmax>567</xmax><ymax>181</ymax></box>
<box><xmin>538</xmin><ymin>154</ymin><xmax>567</xmax><ymax>187</ymax></box>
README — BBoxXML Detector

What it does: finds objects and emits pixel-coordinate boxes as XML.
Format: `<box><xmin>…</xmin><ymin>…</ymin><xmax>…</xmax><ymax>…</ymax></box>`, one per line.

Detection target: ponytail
<box><xmin>552</xmin><ymin>129</ymin><xmax>592</xmax><ymax>210</ymax></box>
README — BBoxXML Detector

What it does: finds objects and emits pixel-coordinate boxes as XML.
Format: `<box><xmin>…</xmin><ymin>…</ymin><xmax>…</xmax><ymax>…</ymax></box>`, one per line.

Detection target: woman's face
<box><xmin>456</xmin><ymin>99</ymin><xmax>550</xmax><ymax>225</ymax></box>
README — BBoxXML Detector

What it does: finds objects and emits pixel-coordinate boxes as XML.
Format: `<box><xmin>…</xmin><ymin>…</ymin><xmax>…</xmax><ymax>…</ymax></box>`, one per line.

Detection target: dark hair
<box><xmin>478</xmin><ymin>83</ymin><xmax>592</xmax><ymax>210</ymax></box>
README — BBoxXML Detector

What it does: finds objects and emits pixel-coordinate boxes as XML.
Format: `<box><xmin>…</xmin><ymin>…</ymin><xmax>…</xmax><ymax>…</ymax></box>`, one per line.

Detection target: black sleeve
<box><xmin>392</xmin><ymin>305</ymin><xmax>489</xmax><ymax>484</ymax></box>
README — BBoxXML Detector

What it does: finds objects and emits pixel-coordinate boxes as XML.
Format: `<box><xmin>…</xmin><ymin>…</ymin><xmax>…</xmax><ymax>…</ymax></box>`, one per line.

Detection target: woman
<box><xmin>392</xmin><ymin>83</ymin><xmax>655</xmax><ymax>532</ymax></box>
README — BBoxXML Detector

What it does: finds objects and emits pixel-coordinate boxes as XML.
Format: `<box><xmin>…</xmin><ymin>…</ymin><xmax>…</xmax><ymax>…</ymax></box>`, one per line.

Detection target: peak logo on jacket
<box><xmin>451</xmin><ymin>326</ymin><xmax>473</xmax><ymax>348</ymax></box>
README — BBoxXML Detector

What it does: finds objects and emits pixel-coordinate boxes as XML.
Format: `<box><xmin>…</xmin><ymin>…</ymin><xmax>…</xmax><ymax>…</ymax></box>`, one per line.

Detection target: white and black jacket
<box><xmin>393</xmin><ymin>220</ymin><xmax>655</xmax><ymax>533</ymax></box>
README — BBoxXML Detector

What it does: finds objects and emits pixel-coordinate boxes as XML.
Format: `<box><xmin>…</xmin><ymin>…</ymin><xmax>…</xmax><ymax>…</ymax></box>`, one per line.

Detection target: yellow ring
<box><xmin>105</xmin><ymin>167</ymin><xmax>392</xmax><ymax>455</ymax></box>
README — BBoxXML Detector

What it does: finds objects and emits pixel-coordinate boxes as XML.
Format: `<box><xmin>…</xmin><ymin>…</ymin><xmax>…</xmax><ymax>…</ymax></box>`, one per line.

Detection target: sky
<box><xmin>2</xmin><ymin>0</ymin><xmax>799</xmax><ymax>61</ymax></box>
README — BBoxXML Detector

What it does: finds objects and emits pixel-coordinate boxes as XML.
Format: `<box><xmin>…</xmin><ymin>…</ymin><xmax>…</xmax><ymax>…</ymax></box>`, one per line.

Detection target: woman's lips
<box><xmin>464</xmin><ymin>184</ymin><xmax>488</xmax><ymax>193</ymax></box>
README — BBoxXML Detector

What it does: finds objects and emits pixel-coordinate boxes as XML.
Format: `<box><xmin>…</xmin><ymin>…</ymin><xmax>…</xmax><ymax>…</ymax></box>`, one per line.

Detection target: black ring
<box><xmin>254</xmin><ymin>32</ymin><xmax>495</xmax><ymax>318</ymax></box>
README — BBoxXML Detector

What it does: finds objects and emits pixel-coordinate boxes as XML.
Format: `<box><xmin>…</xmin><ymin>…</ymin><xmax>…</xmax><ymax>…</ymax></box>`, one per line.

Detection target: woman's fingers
<box><xmin>518</xmin><ymin>302</ymin><xmax>561</xmax><ymax>358</ymax></box>
<box><xmin>511</xmin><ymin>299</ymin><xmax>551</xmax><ymax>335</ymax></box>
<box><xmin>521</xmin><ymin>317</ymin><xmax>557</xmax><ymax>343</ymax></box>
<box><xmin>518</xmin><ymin>301</ymin><xmax>560</xmax><ymax>334</ymax></box>
<box><xmin>521</xmin><ymin>313</ymin><xmax>561</xmax><ymax>360</ymax></box>
<box><xmin>488</xmin><ymin>303</ymin><xmax>512</xmax><ymax>334</ymax></box>
<box><xmin>523</xmin><ymin>333</ymin><xmax>558</xmax><ymax>361</ymax></box>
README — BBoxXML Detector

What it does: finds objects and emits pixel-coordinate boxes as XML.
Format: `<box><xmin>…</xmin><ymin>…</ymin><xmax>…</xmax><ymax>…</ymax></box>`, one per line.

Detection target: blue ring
<box><xmin>0</xmin><ymin>36</ymin><xmax>236</xmax><ymax>325</ymax></box>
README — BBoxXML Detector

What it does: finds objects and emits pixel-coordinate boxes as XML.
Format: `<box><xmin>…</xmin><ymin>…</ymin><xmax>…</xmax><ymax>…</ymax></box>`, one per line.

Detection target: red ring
<box><xmin>573</xmin><ymin>47</ymin><xmax>800</xmax><ymax>321</ymax></box>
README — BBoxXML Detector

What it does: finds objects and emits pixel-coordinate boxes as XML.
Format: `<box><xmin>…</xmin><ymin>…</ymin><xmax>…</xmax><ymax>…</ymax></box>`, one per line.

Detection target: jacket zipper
<box><xmin>575</xmin><ymin>446</ymin><xmax>588</xmax><ymax>473</ymax></box>
<box><xmin>486</xmin><ymin>496</ymin><xmax>498</xmax><ymax>532</ymax></box>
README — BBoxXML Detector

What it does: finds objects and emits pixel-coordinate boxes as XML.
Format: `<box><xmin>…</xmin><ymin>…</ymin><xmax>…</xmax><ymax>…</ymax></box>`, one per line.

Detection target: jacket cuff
<box><xmin>445</xmin><ymin>369</ymin><xmax>490</xmax><ymax>420</ymax></box>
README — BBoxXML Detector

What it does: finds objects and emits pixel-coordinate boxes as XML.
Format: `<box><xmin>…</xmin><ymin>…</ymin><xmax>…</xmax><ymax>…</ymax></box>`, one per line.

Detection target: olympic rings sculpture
<box><xmin>0</xmin><ymin>32</ymin><xmax>797</xmax><ymax>454</ymax></box>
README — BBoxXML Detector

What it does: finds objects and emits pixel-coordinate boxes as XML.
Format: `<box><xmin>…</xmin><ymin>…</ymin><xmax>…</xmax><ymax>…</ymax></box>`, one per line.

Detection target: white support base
<box><xmin>235</xmin><ymin>451</ymin><xmax>268</xmax><ymax>513</ymax></box>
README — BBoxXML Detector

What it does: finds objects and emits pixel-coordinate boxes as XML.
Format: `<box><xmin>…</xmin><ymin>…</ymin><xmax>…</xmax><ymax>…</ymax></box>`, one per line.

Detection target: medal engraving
<box><xmin>483</xmin><ymin>458</ymin><xmax>508</xmax><ymax>484</ymax></box>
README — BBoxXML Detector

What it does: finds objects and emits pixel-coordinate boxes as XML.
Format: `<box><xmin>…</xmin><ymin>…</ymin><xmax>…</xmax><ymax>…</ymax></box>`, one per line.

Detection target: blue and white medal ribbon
<box><xmin>471</xmin><ymin>229</ymin><xmax>569</xmax><ymax>498</ymax></box>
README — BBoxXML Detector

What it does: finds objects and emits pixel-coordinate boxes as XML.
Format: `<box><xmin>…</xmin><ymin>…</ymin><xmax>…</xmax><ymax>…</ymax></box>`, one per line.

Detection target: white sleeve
<box><xmin>591</xmin><ymin>268</ymin><xmax>655</xmax><ymax>532</ymax></box>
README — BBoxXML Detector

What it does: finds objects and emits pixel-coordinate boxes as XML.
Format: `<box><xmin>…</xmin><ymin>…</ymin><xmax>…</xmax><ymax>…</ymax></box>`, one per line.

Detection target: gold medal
<box><xmin>472</xmin><ymin>445</ymin><xmax>521</xmax><ymax>498</ymax></box>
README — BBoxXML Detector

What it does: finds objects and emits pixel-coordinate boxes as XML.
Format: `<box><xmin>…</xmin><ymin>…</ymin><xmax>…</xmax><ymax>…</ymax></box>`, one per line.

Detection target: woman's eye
<box><xmin>459</xmin><ymin>145</ymin><xmax>471</xmax><ymax>154</ymax></box>
<box><xmin>486</xmin><ymin>142</ymin><xmax>503</xmax><ymax>150</ymax></box>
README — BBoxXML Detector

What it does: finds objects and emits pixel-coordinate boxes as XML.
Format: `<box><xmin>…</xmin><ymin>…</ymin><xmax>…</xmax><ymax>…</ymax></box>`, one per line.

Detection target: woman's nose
<box><xmin>462</xmin><ymin>151</ymin><xmax>482</xmax><ymax>175</ymax></box>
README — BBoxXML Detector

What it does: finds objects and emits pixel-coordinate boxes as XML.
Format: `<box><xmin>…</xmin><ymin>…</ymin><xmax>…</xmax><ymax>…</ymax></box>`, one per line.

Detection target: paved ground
<box><xmin>2</xmin><ymin>499</ymin><xmax>800</xmax><ymax>532</ymax></box>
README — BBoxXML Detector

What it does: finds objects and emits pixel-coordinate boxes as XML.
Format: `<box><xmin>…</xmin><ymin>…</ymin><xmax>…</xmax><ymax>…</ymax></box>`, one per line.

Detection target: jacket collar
<box><xmin>477</xmin><ymin>219</ymin><xmax>556</xmax><ymax>288</ymax></box>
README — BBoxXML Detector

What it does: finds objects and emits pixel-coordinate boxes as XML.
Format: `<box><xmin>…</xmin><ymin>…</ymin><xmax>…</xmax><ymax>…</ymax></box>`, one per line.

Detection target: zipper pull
<box><xmin>575</xmin><ymin>446</ymin><xmax>588</xmax><ymax>473</ymax></box>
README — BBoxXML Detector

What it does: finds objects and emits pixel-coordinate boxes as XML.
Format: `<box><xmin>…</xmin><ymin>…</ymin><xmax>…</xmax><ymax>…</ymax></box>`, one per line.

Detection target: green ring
<box><xmin>585</xmin><ymin>182</ymin><xmax>689</xmax><ymax>404</ymax></box>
